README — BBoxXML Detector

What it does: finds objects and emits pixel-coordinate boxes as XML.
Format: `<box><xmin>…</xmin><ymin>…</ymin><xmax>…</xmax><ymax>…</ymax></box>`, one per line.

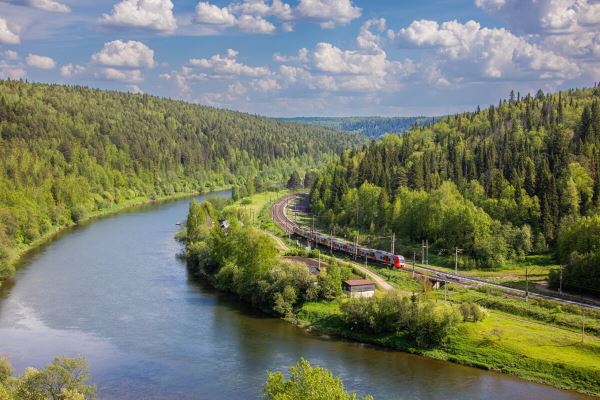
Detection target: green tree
<box><xmin>263</xmin><ymin>358</ymin><xmax>373</xmax><ymax>400</ymax></box>
<box><xmin>287</xmin><ymin>171</ymin><xmax>302</xmax><ymax>190</ymax></box>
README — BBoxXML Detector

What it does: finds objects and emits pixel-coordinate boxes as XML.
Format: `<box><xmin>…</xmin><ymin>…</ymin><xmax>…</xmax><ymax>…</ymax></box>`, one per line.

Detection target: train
<box><xmin>290</xmin><ymin>224</ymin><xmax>406</xmax><ymax>269</ymax></box>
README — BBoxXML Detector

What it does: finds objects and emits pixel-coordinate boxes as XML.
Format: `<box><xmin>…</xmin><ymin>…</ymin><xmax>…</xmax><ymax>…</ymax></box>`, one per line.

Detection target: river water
<box><xmin>0</xmin><ymin>191</ymin><xmax>592</xmax><ymax>399</ymax></box>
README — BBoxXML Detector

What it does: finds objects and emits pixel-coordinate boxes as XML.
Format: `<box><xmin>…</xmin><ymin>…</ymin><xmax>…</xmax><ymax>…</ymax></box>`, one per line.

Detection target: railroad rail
<box><xmin>272</xmin><ymin>194</ymin><xmax>600</xmax><ymax>311</ymax></box>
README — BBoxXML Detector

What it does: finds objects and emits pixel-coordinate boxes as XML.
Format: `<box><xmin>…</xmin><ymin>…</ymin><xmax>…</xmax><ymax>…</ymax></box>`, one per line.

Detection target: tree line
<box><xmin>310</xmin><ymin>84</ymin><xmax>600</xmax><ymax>293</ymax></box>
<box><xmin>0</xmin><ymin>80</ymin><xmax>366</xmax><ymax>280</ymax></box>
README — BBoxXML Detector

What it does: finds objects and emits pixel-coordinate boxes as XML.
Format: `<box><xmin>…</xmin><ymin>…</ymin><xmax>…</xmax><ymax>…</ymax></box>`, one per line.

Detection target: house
<box><xmin>342</xmin><ymin>279</ymin><xmax>376</xmax><ymax>298</ymax></box>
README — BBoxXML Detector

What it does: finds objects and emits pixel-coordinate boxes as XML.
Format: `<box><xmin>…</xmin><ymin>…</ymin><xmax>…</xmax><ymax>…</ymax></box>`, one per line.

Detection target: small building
<box><xmin>342</xmin><ymin>279</ymin><xmax>376</xmax><ymax>298</ymax></box>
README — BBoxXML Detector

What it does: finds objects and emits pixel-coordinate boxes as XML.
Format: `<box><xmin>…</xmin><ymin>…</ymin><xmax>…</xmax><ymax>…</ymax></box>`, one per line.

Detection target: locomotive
<box><xmin>290</xmin><ymin>224</ymin><xmax>406</xmax><ymax>269</ymax></box>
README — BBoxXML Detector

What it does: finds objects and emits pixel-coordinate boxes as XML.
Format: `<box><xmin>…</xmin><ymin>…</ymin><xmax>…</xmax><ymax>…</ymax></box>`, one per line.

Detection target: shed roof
<box><xmin>343</xmin><ymin>279</ymin><xmax>375</xmax><ymax>287</ymax></box>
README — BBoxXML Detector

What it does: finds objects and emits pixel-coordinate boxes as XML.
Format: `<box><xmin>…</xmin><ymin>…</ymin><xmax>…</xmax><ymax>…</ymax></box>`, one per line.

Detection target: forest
<box><xmin>280</xmin><ymin>116</ymin><xmax>437</xmax><ymax>138</ymax></box>
<box><xmin>0</xmin><ymin>79</ymin><xmax>366</xmax><ymax>280</ymax></box>
<box><xmin>310</xmin><ymin>84</ymin><xmax>600</xmax><ymax>295</ymax></box>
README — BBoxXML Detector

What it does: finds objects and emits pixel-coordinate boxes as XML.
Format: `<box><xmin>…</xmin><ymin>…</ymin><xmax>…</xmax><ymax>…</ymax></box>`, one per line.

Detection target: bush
<box><xmin>459</xmin><ymin>302</ymin><xmax>487</xmax><ymax>322</ymax></box>
<box><xmin>263</xmin><ymin>358</ymin><xmax>373</xmax><ymax>400</ymax></box>
<box><xmin>340</xmin><ymin>292</ymin><xmax>461</xmax><ymax>347</ymax></box>
<box><xmin>0</xmin><ymin>357</ymin><xmax>12</xmax><ymax>383</ymax></box>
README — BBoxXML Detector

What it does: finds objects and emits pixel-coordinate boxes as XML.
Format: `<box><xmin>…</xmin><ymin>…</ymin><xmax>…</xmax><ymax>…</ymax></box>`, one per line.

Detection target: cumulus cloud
<box><xmin>188</xmin><ymin>49</ymin><xmax>271</xmax><ymax>77</ymax></box>
<box><xmin>195</xmin><ymin>2</ymin><xmax>237</xmax><ymax>26</ymax></box>
<box><xmin>91</xmin><ymin>40</ymin><xmax>155</xmax><ymax>68</ymax></box>
<box><xmin>97</xmin><ymin>67</ymin><xmax>143</xmax><ymax>83</ymax></box>
<box><xmin>475</xmin><ymin>0</ymin><xmax>600</xmax><ymax>34</ymax></box>
<box><xmin>295</xmin><ymin>0</ymin><xmax>361</xmax><ymax>28</ymax></box>
<box><xmin>475</xmin><ymin>0</ymin><xmax>600</xmax><ymax>74</ymax></box>
<box><xmin>60</xmin><ymin>63</ymin><xmax>85</xmax><ymax>77</ymax></box>
<box><xmin>250</xmin><ymin>77</ymin><xmax>280</xmax><ymax>92</ymax></box>
<box><xmin>0</xmin><ymin>60</ymin><xmax>26</xmax><ymax>79</ymax></box>
<box><xmin>0</xmin><ymin>17</ymin><xmax>20</xmax><ymax>44</ymax></box>
<box><xmin>26</xmin><ymin>53</ymin><xmax>56</xmax><ymax>69</ymax></box>
<box><xmin>4</xmin><ymin>0</ymin><xmax>70</xmax><ymax>12</ymax></box>
<box><xmin>356</xmin><ymin>18</ymin><xmax>387</xmax><ymax>52</ymax></box>
<box><xmin>395</xmin><ymin>19</ymin><xmax>580</xmax><ymax>81</ymax></box>
<box><xmin>29</xmin><ymin>0</ymin><xmax>70</xmax><ymax>12</ymax></box>
<box><xmin>273</xmin><ymin>48</ymin><xmax>308</xmax><ymax>63</ymax></box>
<box><xmin>194</xmin><ymin>1</ymin><xmax>275</xmax><ymax>33</ymax></box>
<box><xmin>192</xmin><ymin>0</ymin><xmax>361</xmax><ymax>33</ymax></box>
<box><xmin>100</xmin><ymin>0</ymin><xmax>177</xmax><ymax>33</ymax></box>
<box><xmin>3</xmin><ymin>50</ymin><xmax>18</xmax><ymax>60</ymax></box>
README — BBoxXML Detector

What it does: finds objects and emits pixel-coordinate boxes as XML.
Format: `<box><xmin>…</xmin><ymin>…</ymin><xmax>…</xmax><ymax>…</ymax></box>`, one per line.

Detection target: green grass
<box><xmin>297</xmin><ymin>300</ymin><xmax>600</xmax><ymax>396</ymax></box>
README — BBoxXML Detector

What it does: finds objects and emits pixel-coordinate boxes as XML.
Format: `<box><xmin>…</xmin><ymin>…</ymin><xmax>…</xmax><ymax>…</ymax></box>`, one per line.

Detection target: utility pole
<box><xmin>582</xmin><ymin>310</ymin><xmax>585</xmax><ymax>343</ymax></box>
<box><xmin>391</xmin><ymin>232</ymin><xmax>395</xmax><ymax>255</ymax></box>
<box><xmin>412</xmin><ymin>251</ymin><xmax>416</xmax><ymax>278</ymax></box>
<box><xmin>365</xmin><ymin>252</ymin><xmax>368</xmax><ymax>268</ymax></box>
<box><xmin>525</xmin><ymin>265</ymin><xmax>529</xmax><ymax>302</ymax></box>
<box><xmin>559</xmin><ymin>265</ymin><xmax>564</xmax><ymax>294</ymax></box>
<box><xmin>421</xmin><ymin>240</ymin><xmax>425</xmax><ymax>264</ymax></box>
<box><xmin>330</xmin><ymin>230</ymin><xmax>333</xmax><ymax>254</ymax></box>
<box><xmin>454</xmin><ymin>247</ymin><xmax>463</xmax><ymax>274</ymax></box>
<box><xmin>354</xmin><ymin>236</ymin><xmax>358</xmax><ymax>260</ymax></box>
<box><xmin>444</xmin><ymin>280</ymin><xmax>448</xmax><ymax>302</ymax></box>
<box><xmin>425</xmin><ymin>239</ymin><xmax>429</xmax><ymax>265</ymax></box>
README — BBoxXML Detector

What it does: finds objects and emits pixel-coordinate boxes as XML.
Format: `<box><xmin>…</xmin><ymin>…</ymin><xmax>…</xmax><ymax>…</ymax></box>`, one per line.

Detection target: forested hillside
<box><xmin>281</xmin><ymin>116</ymin><xmax>437</xmax><ymax>138</ymax></box>
<box><xmin>310</xmin><ymin>84</ymin><xmax>600</xmax><ymax>295</ymax></box>
<box><xmin>0</xmin><ymin>80</ymin><xmax>365</xmax><ymax>279</ymax></box>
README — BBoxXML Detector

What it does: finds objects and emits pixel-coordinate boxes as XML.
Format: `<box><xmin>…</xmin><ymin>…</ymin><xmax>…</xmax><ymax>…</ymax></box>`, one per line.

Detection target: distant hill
<box><xmin>0</xmin><ymin>80</ymin><xmax>367</xmax><ymax>279</ymax></box>
<box><xmin>278</xmin><ymin>116</ymin><xmax>438</xmax><ymax>138</ymax></box>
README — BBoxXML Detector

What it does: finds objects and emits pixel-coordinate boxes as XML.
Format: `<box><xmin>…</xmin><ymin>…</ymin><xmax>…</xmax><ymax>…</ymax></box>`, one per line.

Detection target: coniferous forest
<box><xmin>0</xmin><ymin>80</ymin><xmax>366</xmax><ymax>279</ymax></box>
<box><xmin>310</xmin><ymin>85</ymin><xmax>600</xmax><ymax>295</ymax></box>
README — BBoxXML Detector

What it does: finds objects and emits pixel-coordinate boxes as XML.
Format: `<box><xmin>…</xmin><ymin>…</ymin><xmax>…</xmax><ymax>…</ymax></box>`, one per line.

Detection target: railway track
<box><xmin>272</xmin><ymin>194</ymin><xmax>600</xmax><ymax>311</ymax></box>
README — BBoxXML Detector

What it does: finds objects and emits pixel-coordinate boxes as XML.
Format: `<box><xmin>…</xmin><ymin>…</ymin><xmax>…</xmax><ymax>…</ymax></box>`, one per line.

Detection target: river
<box><xmin>0</xmin><ymin>191</ymin><xmax>592</xmax><ymax>399</ymax></box>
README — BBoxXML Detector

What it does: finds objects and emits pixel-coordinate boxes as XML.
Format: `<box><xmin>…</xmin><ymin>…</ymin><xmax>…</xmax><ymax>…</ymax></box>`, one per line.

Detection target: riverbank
<box><xmin>297</xmin><ymin>301</ymin><xmax>600</xmax><ymax>397</ymax></box>
<box><xmin>179</xmin><ymin>190</ymin><xmax>600</xmax><ymax>397</ymax></box>
<box><xmin>2</xmin><ymin>186</ymin><xmax>231</xmax><ymax>287</ymax></box>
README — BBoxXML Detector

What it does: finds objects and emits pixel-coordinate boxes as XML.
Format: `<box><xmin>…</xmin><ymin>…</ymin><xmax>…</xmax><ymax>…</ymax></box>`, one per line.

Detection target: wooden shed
<box><xmin>342</xmin><ymin>279</ymin><xmax>376</xmax><ymax>298</ymax></box>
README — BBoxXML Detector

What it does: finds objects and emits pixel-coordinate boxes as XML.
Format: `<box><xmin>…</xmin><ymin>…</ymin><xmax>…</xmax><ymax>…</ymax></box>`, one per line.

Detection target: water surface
<box><xmin>0</xmin><ymin>191</ymin><xmax>592</xmax><ymax>399</ymax></box>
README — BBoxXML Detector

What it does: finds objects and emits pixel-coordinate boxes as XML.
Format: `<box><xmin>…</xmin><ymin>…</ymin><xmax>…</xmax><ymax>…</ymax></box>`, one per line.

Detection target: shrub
<box><xmin>459</xmin><ymin>302</ymin><xmax>487</xmax><ymax>322</ymax></box>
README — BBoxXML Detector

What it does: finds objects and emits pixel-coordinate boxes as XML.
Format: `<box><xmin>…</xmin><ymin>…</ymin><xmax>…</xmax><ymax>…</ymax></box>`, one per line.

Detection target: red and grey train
<box><xmin>290</xmin><ymin>224</ymin><xmax>406</xmax><ymax>269</ymax></box>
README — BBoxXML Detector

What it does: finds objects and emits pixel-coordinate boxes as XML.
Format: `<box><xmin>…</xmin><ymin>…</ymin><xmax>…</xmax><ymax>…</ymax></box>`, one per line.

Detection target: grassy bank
<box><xmin>297</xmin><ymin>301</ymin><xmax>600</xmax><ymax>396</ymax></box>
<box><xmin>2</xmin><ymin>187</ymin><xmax>230</xmax><ymax>286</ymax></box>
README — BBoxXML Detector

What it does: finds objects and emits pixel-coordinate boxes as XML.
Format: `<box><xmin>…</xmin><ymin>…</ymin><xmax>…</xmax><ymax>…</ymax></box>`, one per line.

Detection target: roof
<box><xmin>343</xmin><ymin>279</ymin><xmax>375</xmax><ymax>287</ymax></box>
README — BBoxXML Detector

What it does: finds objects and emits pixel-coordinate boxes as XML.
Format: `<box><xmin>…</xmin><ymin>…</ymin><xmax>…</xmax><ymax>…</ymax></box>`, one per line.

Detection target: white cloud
<box><xmin>250</xmin><ymin>77</ymin><xmax>280</xmax><ymax>92</ymax></box>
<box><xmin>127</xmin><ymin>84</ymin><xmax>143</xmax><ymax>93</ymax></box>
<box><xmin>195</xmin><ymin>2</ymin><xmax>237</xmax><ymax>26</ymax></box>
<box><xmin>3</xmin><ymin>50</ymin><xmax>18</xmax><ymax>60</ymax></box>
<box><xmin>200</xmin><ymin>81</ymin><xmax>248</xmax><ymax>106</ymax></box>
<box><xmin>29</xmin><ymin>0</ymin><xmax>70</xmax><ymax>13</ymax></box>
<box><xmin>295</xmin><ymin>0</ymin><xmax>361</xmax><ymax>28</ymax></box>
<box><xmin>97</xmin><ymin>67</ymin><xmax>143</xmax><ymax>83</ymax></box>
<box><xmin>356</xmin><ymin>18</ymin><xmax>386</xmax><ymax>52</ymax></box>
<box><xmin>235</xmin><ymin>14</ymin><xmax>276</xmax><ymax>33</ymax></box>
<box><xmin>92</xmin><ymin>40</ymin><xmax>155</xmax><ymax>68</ymax></box>
<box><xmin>475</xmin><ymin>0</ymin><xmax>600</xmax><ymax>34</ymax></box>
<box><xmin>273</xmin><ymin>48</ymin><xmax>308</xmax><ymax>63</ymax></box>
<box><xmin>60</xmin><ymin>63</ymin><xmax>85</xmax><ymax>77</ymax></box>
<box><xmin>192</xmin><ymin>0</ymin><xmax>360</xmax><ymax>33</ymax></box>
<box><xmin>0</xmin><ymin>60</ymin><xmax>26</xmax><ymax>79</ymax></box>
<box><xmin>395</xmin><ymin>19</ymin><xmax>580</xmax><ymax>81</ymax></box>
<box><xmin>26</xmin><ymin>53</ymin><xmax>56</xmax><ymax>69</ymax></box>
<box><xmin>0</xmin><ymin>17</ymin><xmax>20</xmax><ymax>44</ymax></box>
<box><xmin>188</xmin><ymin>49</ymin><xmax>270</xmax><ymax>77</ymax></box>
<box><xmin>312</xmin><ymin>42</ymin><xmax>387</xmax><ymax>76</ymax></box>
<box><xmin>100</xmin><ymin>0</ymin><xmax>177</xmax><ymax>33</ymax></box>
<box><xmin>194</xmin><ymin>1</ymin><xmax>275</xmax><ymax>33</ymax></box>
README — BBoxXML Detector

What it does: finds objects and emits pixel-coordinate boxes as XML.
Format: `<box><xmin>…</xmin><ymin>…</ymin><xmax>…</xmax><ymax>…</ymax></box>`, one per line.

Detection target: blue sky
<box><xmin>0</xmin><ymin>0</ymin><xmax>598</xmax><ymax>117</ymax></box>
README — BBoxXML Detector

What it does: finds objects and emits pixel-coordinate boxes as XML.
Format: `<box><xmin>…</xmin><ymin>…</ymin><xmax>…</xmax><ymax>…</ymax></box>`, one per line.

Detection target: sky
<box><xmin>0</xmin><ymin>0</ymin><xmax>598</xmax><ymax>117</ymax></box>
